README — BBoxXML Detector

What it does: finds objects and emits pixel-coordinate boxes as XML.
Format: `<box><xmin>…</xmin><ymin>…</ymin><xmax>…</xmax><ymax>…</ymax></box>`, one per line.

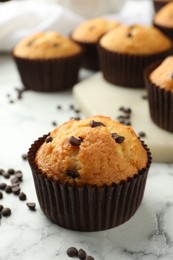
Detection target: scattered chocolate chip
<box><xmin>69</xmin><ymin>136</ymin><xmax>83</xmax><ymax>146</ymax></box>
<box><xmin>142</xmin><ymin>95</ymin><xmax>148</xmax><ymax>100</ymax></box>
<box><xmin>70</xmin><ymin>116</ymin><xmax>81</xmax><ymax>121</ymax></box>
<box><xmin>14</xmin><ymin>171</ymin><xmax>23</xmax><ymax>181</ymax></box>
<box><xmin>5</xmin><ymin>185</ymin><xmax>12</xmax><ymax>194</ymax></box>
<box><xmin>86</xmin><ymin>256</ymin><xmax>95</xmax><ymax>260</ymax></box>
<box><xmin>2</xmin><ymin>172</ymin><xmax>10</xmax><ymax>179</ymax></box>
<box><xmin>138</xmin><ymin>131</ymin><xmax>146</xmax><ymax>138</ymax></box>
<box><xmin>75</xmin><ymin>109</ymin><xmax>80</xmax><ymax>114</ymax></box>
<box><xmin>6</xmin><ymin>93</ymin><xmax>11</xmax><ymax>98</ymax></box>
<box><xmin>9</xmin><ymin>100</ymin><xmax>14</xmax><ymax>104</ymax></box>
<box><xmin>124</xmin><ymin>108</ymin><xmax>132</xmax><ymax>114</ymax></box>
<box><xmin>89</xmin><ymin>120</ymin><xmax>105</xmax><ymax>127</ymax></box>
<box><xmin>127</xmin><ymin>31</ymin><xmax>132</xmax><ymax>37</ymax></box>
<box><xmin>111</xmin><ymin>133</ymin><xmax>125</xmax><ymax>144</ymax></box>
<box><xmin>69</xmin><ymin>104</ymin><xmax>74</xmax><ymax>110</ymax></box>
<box><xmin>0</xmin><ymin>191</ymin><xmax>3</xmax><ymax>199</ymax></box>
<box><xmin>12</xmin><ymin>186</ymin><xmax>20</xmax><ymax>195</ymax></box>
<box><xmin>67</xmin><ymin>247</ymin><xmax>78</xmax><ymax>257</ymax></box>
<box><xmin>7</xmin><ymin>168</ymin><xmax>15</xmax><ymax>175</ymax></box>
<box><xmin>52</xmin><ymin>121</ymin><xmax>57</xmax><ymax>126</ymax></box>
<box><xmin>19</xmin><ymin>192</ymin><xmax>27</xmax><ymax>201</ymax></box>
<box><xmin>0</xmin><ymin>183</ymin><xmax>7</xmax><ymax>190</ymax></box>
<box><xmin>2</xmin><ymin>207</ymin><xmax>11</xmax><ymax>217</ymax></box>
<box><xmin>78</xmin><ymin>249</ymin><xmax>87</xmax><ymax>260</ymax></box>
<box><xmin>0</xmin><ymin>169</ymin><xmax>5</xmax><ymax>175</ymax></box>
<box><xmin>11</xmin><ymin>182</ymin><xmax>20</xmax><ymax>187</ymax></box>
<box><xmin>15</xmin><ymin>87</ymin><xmax>26</xmax><ymax>100</ymax></box>
<box><xmin>11</xmin><ymin>177</ymin><xmax>19</xmax><ymax>184</ymax></box>
<box><xmin>21</xmin><ymin>153</ymin><xmax>28</xmax><ymax>161</ymax></box>
<box><xmin>66</xmin><ymin>170</ymin><xmax>80</xmax><ymax>179</ymax></box>
<box><xmin>57</xmin><ymin>105</ymin><xmax>62</xmax><ymax>110</ymax></box>
<box><xmin>26</xmin><ymin>202</ymin><xmax>36</xmax><ymax>211</ymax></box>
<box><xmin>0</xmin><ymin>205</ymin><xmax>3</xmax><ymax>212</ymax></box>
<box><xmin>123</xmin><ymin>121</ymin><xmax>131</xmax><ymax>126</ymax></box>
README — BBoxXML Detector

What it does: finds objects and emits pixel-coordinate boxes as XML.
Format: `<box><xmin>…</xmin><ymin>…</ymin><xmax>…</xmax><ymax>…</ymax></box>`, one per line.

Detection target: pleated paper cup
<box><xmin>98</xmin><ymin>44</ymin><xmax>172</xmax><ymax>88</ymax></box>
<box><xmin>12</xmin><ymin>51</ymin><xmax>83</xmax><ymax>92</ymax></box>
<box><xmin>28</xmin><ymin>134</ymin><xmax>152</xmax><ymax>231</ymax></box>
<box><xmin>144</xmin><ymin>61</ymin><xmax>173</xmax><ymax>133</ymax></box>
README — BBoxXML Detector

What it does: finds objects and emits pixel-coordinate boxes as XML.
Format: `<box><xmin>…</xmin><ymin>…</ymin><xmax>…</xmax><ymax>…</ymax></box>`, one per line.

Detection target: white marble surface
<box><xmin>0</xmin><ymin>1</ymin><xmax>173</xmax><ymax>260</ymax></box>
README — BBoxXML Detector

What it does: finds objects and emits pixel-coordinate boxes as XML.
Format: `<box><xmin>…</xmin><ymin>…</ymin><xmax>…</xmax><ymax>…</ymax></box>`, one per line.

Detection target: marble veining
<box><xmin>0</xmin><ymin>1</ymin><xmax>173</xmax><ymax>259</ymax></box>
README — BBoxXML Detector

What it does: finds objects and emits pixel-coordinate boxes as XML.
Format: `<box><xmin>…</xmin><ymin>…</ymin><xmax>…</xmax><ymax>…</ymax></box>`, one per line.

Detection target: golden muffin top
<box><xmin>150</xmin><ymin>56</ymin><xmax>173</xmax><ymax>91</ymax></box>
<box><xmin>13</xmin><ymin>31</ymin><xmax>82</xmax><ymax>59</ymax></box>
<box><xmin>71</xmin><ymin>17</ymin><xmax>120</xmax><ymax>43</ymax></box>
<box><xmin>35</xmin><ymin>115</ymin><xmax>148</xmax><ymax>187</ymax></box>
<box><xmin>99</xmin><ymin>24</ymin><xmax>172</xmax><ymax>54</ymax></box>
<box><xmin>154</xmin><ymin>2</ymin><xmax>173</xmax><ymax>27</ymax></box>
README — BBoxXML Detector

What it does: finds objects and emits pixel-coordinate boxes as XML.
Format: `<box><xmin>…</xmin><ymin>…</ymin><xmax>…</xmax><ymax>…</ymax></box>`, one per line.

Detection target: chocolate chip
<box><xmin>66</xmin><ymin>170</ymin><xmax>80</xmax><ymax>179</ymax></box>
<box><xmin>19</xmin><ymin>192</ymin><xmax>27</xmax><ymax>201</ymax></box>
<box><xmin>0</xmin><ymin>205</ymin><xmax>3</xmax><ymax>212</ymax></box>
<box><xmin>26</xmin><ymin>202</ymin><xmax>36</xmax><ymax>211</ymax></box>
<box><xmin>70</xmin><ymin>116</ymin><xmax>81</xmax><ymax>121</ymax></box>
<box><xmin>69</xmin><ymin>136</ymin><xmax>83</xmax><ymax>146</ymax></box>
<box><xmin>138</xmin><ymin>131</ymin><xmax>146</xmax><ymax>138</ymax></box>
<box><xmin>69</xmin><ymin>104</ymin><xmax>74</xmax><ymax>110</ymax></box>
<box><xmin>0</xmin><ymin>169</ymin><xmax>5</xmax><ymax>175</ymax></box>
<box><xmin>12</xmin><ymin>186</ymin><xmax>20</xmax><ymax>195</ymax></box>
<box><xmin>52</xmin><ymin>121</ymin><xmax>57</xmax><ymax>126</ymax></box>
<box><xmin>15</xmin><ymin>171</ymin><xmax>23</xmax><ymax>181</ymax></box>
<box><xmin>78</xmin><ymin>249</ymin><xmax>87</xmax><ymax>260</ymax></box>
<box><xmin>142</xmin><ymin>95</ymin><xmax>148</xmax><ymax>100</ymax></box>
<box><xmin>5</xmin><ymin>185</ymin><xmax>12</xmax><ymax>194</ymax></box>
<box><xmin>11</xmin><ymin>182</ymin><xmax>20</xmax><ymax>187</ymax></box>
<box><xmin>2</xmin><ymin>172</ymin><xmax>10</xmax><ymax>179</ymax></box>
<box><xmin>127</xmin><ymin>32</ymin><xmax>132</xmax><ymax>37</ymax></box>
<box><xmin>21</xmin><ymin>153</ymin><xmax>28</xmax><ymax>161</ymax></box>
<box><xmin>11</xmin><ymin>177</ymin><xmax>20</xmax><ymax>184</ymax></box>
<box><xmin>57</xmin><ymin>105</ymin><xmax>62</xmax><ymax>110</ymax></box>
<box><xmin>75</xmin><ymin>109</ymin><xmax>80</xmax><ymax>114</ymax></box>
<box><xmin>2</xmin><ymin>207</ymin><xmax>11</xmax><ymax>217</ymax></box>
<box><xmin>66</xmin><ymin>247</ymin><xmax>78</xmax><ymax>257</ymax></box>
<box><xmin>9</xmin><ymin>100</ymin><xmax>14</xmax><ymax>104</ymax></box>
<box><xmin>111</xmin><ymin>133</ymin><xmax>125</xmax><ymax>144</ymax></box>
<box><xmin>86</xmin><ymin>256</ymin><xmax>95</xmax><ymax>260</ymax></box>
<box><xmin>45</xmin><ymin>136</ymin><xmax>53</xmax><ymax>143</ymax></box>
<box><xmin>123</xmin><ymin>121</ymin><xmax>131</xmax><ymax>126</ymax></box>
<box><xmin>0</xmin><ymin>183</ymin><xmax>7</xmax><ymax>190</ymax></box>
<box><xmin>89</xmin><ymin>120</ymin><xmax>105</xmax><ymax>127</ymax></box>
<box><xmin>7</xmin><ymin>168</ymin><xmax>15</xmax><ymax>175</ymax></box>
<box><xmin>0</xmin><ymin>191</ymin><xmax>3</xmax><ymax>199</ymax></box>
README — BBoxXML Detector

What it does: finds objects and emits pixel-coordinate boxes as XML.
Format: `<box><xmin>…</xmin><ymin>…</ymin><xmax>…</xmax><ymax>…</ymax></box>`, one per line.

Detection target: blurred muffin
<box><xmin>153</xmin><ymin>0</ymin><xmax>172</xmax><ymax>12</ymax></box>
<box><xmin>70</xmin><ymin>17</ymin><xmax>120</xmax><ymax>71</ymax></box>
<box><xmin>144</xmin><ymin>56</ymin><xmax>173</xmax><ymax>132</ymax></box>
<box><xmin>98</xmin><ymin>24</ymin><xmax>172</xmax><ymax>88</ymax></box>
<box><xmin>153</xmin><ymin>2</ymin><xmax>173</xmax><ymax>40</ymax></box>
<box><xmin>12</xmin><ymin>32</ymin><xmax>83</xmax><ymax>92</ymax></box>
<box><xmin>28</xmin><ymin>115</ymin><xmax>151</xmax><ymax>231</ymax></box>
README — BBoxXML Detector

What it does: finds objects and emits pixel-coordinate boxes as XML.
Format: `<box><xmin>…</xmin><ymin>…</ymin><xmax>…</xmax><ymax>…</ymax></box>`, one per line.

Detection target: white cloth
<box><xmin>0</xmin><ymin>0</ymin><xmax>153</xmax><ymax>52</ymax></box>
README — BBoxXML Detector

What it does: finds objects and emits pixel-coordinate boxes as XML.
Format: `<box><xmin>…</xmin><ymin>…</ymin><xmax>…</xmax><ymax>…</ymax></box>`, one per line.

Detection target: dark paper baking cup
<box><xmin>153</xmin><ymin>21</ymin><xmax>173</xmax><ymax>41</ymax></box>
<box><xmin>12</xmin><ymin>52</ymin><xmax>83</xmax><ymax>92</ymax></box>
<box><xmin>153</xmin><ymin>0</ymin><xmax>170</xmax><ymax>12</ymax></box>
<box><xmin>28</xmin><ymin>134</ymin><xmax>151</xmax><ymax>231</ymax></box>
<box><xmin>98</xmin><ymin>44</ymin><xmax>172</xmax><ymax>88</ymax></box>
<box><xmin>144</xmin><ymin>61</ymin><xmax>173</xmax><ymax>132</ymax></box>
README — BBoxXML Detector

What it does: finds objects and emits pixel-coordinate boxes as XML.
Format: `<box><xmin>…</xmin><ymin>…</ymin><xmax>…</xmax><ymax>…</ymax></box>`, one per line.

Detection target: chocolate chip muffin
<box><xmin>153</xmin><ymin>2</ymin><xmax>173</xmax><ymax>40</ymax></box>
<box><xmin>12</xmin><ymin>32</ymin><xmax>83</xmax><ymax>92</ymax></box>
<box><xmin>70</xmin><ymin>17</ymin><xmax>120</xmax><ymax>71</ymax></box>
<box><xmin>144</xmin><ymin>56</ymin><xmax>173</xmax><ymax>132</ymax></box>
<box><xmin>98</xmin><ymin>24</ymin><xmax>172</xmax><ymax>88</ymax></box>
<box><xmin>28</xmin><ymin>115</ymin><xmax>151</xmax><ymax>231</ymax></box>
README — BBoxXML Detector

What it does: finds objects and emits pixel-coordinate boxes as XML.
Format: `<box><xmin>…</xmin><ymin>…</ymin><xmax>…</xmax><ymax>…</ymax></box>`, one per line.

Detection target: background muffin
<box><xmin>144</xmin><ymin>56</ymin><xmax>173</xmax><ymax>132</ymax></box>
<box><xmin>28</xmin><ymin>115</ymin><xmax>151</xmax><ymax>231</ymax></box>
<box><xmin>12</xmin><ymin>31</ymin><xmax>83</xmax><ymax>92</ymax></box>
<box><xmin>98</xmin><ymin>24</ymin><xmax>172</xmax><ymax>88</ymax></box>
<box><xmin>153</xmin><ymin>2</ymin><xmax>173</xmax><ymax>40</ymax></box>
<box><xmin>70</xmin><ymin>17</ymin><xmax>120</xmax><ymax>71</ymax></box>
<box><xmin>153</xmin><ymin>0</ymin><xmax>172</xmax><ymax>12</ymax></box>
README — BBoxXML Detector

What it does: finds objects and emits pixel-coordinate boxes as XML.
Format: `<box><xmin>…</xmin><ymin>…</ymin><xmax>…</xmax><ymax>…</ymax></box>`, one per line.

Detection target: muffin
<box><xmin>28</xmin><ymin>115</ymin><xmax>151</xmax><ymax>231</ymax></box>
<box><xmin>153</xmin><ymin>2</ymin><xmax>173</xmax><ymax>40</ymax></box>
<box><xmin>12</xmin><ymin>32</ymin><xmax>83</xmax><ymax>92</ymax></box>
<box><xmin>153</xmin><ymin>0</ymin><xmax>172</xmax><ymax>13</ymax></box>
<box><xmin>70</xmin><ymin>17</ymin><xmax>120</xmax><ymax>71</ymax></box>
<box><xmin>144</xmin><ymin>56</ymin><xmax>173</xmax><ymax>132</ymax></box>
<box><xmin>98</xmin><ymin>24</ymin><xmax>172</xmax><ymax>88</ymax></box>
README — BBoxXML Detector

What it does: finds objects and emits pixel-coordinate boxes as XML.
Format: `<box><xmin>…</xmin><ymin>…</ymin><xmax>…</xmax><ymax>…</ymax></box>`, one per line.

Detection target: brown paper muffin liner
<box><xmin>98</xmin><ymin>44</ymin><xmax>172</xmax><ymax>88</ymax></box>
<box><xmin>12</xmin><ymin>52</ymin><xmax>83</xmax><ymax>92</ymax></box>
<box><xmin>28</xmin><ymin>134</ymin><xmax>151</xmax><ymax>231</ymax></box>
<box><xmin>153</xmin><ymin>22</ymin><xmax>173</xmax><ymax>41</ymax></box>
<box><xmin>144</xmin><ymin>61</ymin><xmax>173</xmax><ymax>132</ymax></box>
<box><xmin>153</xmin><ymin>0</ymin><xmax>170</xmax><ymax>12</ymax></box>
